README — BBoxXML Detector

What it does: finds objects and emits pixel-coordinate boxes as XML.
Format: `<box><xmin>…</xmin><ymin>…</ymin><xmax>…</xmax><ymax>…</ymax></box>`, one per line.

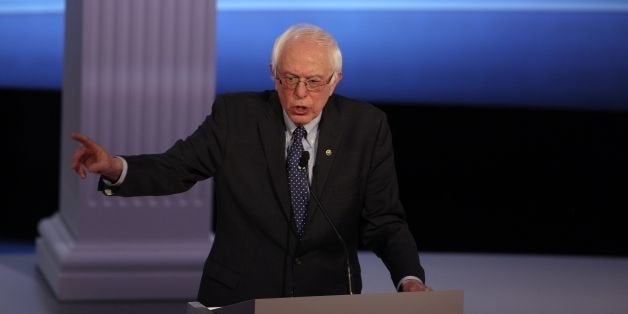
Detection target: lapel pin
<box><xmin>325</xmin><ymin>149</ymin><xmax>333</xmax><ymax>157</ymax></box>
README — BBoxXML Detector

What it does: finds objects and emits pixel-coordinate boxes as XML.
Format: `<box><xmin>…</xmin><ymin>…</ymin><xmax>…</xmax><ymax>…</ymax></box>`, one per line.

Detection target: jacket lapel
<box><xmin>300</xmin><ymin>97</ymin><xmax>343</xmax><ymax>242</ymax></box>
<box><xmin>312</xmin><ymin>97</ymin><xmax>343</xmax><ymax>201</ymax></box>
<box><xmin>258</xmin><ymin>93</ymin><xmax>293</xmax><ymax>225</ymax></box>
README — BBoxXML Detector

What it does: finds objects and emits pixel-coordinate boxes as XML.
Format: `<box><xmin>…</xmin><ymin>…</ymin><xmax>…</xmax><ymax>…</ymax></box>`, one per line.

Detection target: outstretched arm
<box><xmin>70</xmin><ymin>132</ymin><xmax>123</xmax><ymax>181</ymax></box>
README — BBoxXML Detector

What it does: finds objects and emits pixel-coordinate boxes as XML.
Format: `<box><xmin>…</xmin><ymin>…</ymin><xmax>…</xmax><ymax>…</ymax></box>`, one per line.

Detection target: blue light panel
<box><xmin>1</xmin><ymin>0</ymin><xmax>627</xmax><ymax>109</ymax></box>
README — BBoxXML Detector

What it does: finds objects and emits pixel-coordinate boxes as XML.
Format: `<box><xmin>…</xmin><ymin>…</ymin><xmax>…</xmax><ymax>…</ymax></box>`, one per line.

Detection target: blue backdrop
<box><xmin>1</xmin><ymin>0</ymin><xmax>627</xmax><ymax>109</ymax></box>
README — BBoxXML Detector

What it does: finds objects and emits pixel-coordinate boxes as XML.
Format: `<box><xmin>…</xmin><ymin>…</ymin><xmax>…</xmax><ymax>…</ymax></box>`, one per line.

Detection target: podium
<box><xmin>187</xmin><ymin>290</ymin><xmax>464</xmax><ymax>314</ymax></box>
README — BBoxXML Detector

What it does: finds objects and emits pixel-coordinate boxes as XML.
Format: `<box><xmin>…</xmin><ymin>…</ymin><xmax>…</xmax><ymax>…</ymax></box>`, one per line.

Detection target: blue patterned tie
<box><xmin>287</xmin><ymin>126</ymin><xmax>309</xmax><ymax>238</ymax></box>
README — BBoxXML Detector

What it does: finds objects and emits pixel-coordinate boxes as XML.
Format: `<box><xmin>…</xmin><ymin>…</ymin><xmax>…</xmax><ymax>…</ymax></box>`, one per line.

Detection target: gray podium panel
<box><xmin>187</xmin><ymin>290</ymin><xmax>464</xmax><ymax>314</ymax></box>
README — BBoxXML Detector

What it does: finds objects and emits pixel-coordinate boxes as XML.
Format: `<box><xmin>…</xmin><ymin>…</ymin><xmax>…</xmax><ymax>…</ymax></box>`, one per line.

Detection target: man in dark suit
<box><xmin>71</xmin><ymin>23</ymin><xmax>431</xmax><ymax>307</ymax></box>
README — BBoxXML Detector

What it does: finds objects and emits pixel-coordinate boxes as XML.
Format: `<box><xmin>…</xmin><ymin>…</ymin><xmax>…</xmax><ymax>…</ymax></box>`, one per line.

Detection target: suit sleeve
<box><xmin>100</xmin><ymin>96</ymin><xmax>229</xmax><ymax>196</ymax></box>
<box><xmin>359</xmin><ymin>112</ymin><xmax>426</xmax><ymax>285</ymax></box>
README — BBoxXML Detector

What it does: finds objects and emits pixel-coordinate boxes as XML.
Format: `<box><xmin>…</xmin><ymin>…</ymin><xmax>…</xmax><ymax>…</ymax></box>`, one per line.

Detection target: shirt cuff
<box><xmin>396</xmin><ymin>276</ymin><xmax>423</xmax><ymax>291</ymax></box>
<box><xmin>101</xmin><ymin>156</ymin><xmax>128</xmax><ymax>186</ymax></box>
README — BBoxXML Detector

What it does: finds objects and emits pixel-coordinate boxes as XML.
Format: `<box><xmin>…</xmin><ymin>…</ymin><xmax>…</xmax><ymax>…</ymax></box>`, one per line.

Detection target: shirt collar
<box><xmin>282</xmin><ymin>111</ymin><xmax>321</xmax><ymax>141</ymax></box>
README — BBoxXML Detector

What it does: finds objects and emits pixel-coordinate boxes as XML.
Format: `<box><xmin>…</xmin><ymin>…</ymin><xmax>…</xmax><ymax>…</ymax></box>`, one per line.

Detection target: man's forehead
<box><xmin>278</xmin><ymin>44</ymin><xmax>331</xmax><ymax>72</ymax></box>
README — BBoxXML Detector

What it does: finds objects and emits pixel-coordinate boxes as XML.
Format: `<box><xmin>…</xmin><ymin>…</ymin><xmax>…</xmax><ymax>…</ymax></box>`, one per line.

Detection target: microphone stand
<box><xmin>299</xmin><ymin>151</ymin><xmax>353</xmax><ymax>295</ymax></box>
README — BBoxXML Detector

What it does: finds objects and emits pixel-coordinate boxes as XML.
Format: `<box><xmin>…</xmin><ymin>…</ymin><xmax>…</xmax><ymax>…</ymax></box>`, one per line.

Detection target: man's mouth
<box><xmin>292</xmin><ymin>106</ymin><xmax>308</xmax><ymax>114</ymax></box>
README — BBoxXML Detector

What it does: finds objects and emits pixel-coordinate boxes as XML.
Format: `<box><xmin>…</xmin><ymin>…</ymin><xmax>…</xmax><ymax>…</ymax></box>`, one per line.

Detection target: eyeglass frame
<box><xmin>274</xmin><ymin>71</ymin><xmax>336</xmax><ymax>92</ymax></box>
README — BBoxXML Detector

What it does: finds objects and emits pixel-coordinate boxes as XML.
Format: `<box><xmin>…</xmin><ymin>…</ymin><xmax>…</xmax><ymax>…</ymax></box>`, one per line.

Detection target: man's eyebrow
<box><xmin>278</xmin><ymin>70</ymin><xmax>325</xmax><ymax>79</ymax></box>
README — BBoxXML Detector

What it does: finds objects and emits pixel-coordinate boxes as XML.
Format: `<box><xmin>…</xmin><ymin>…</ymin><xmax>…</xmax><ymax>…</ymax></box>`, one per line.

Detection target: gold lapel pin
<box><xmin>325</xmin><ymin>149</ymin><xmax>333</xmax><ymax>157</ymax></box>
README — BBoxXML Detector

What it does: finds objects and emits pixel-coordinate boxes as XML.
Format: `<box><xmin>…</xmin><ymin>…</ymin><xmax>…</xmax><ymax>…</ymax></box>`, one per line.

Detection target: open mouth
<box><xmin>292</xmin><ymin>106</ymin><xmax>308</xmax><ymax>115</ymax></box>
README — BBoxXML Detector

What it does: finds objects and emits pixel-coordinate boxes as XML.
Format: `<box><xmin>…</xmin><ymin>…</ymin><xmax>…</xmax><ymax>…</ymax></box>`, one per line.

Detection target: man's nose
<box><xmin>294</xmin><ymin>81</ymin><xmax>308</xmax><ymax>98</ymax></box>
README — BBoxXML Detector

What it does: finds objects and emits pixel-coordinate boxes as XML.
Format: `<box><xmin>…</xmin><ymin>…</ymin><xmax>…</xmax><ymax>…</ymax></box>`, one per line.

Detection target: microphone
<box><xmin>299</xmin><ymin>151</ymin><xmax>353</xmax><ymax>295</ymax></box>
<box><xmin>298</xmin><ymin>151</ymin><xmax>309</xmax><ymax>170</ymax></box>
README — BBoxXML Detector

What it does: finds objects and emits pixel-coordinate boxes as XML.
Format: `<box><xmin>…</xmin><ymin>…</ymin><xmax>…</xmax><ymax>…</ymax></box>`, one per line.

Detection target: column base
<box><xmin>36</xmin><ymin>213</ymin><xmax>211</xmax><ymax>301</ymax></box>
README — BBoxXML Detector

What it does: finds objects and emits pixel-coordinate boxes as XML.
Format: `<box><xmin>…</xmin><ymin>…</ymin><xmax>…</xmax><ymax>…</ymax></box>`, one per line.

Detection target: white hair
<box><xmin>270</xmin><ymin>24</ymin><xmax>343</xmax><ymax>76</ymax></box>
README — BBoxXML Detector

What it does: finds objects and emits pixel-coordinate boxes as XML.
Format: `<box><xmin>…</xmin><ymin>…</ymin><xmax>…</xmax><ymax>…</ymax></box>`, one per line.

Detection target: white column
<box><xmin>36</xmin><ymin>0</ymin><xmax>216</xmax><ymax>300</ymax></box>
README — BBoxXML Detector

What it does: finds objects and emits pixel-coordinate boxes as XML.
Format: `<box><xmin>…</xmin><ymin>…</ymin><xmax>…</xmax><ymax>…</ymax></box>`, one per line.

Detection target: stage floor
<box><xmin>1</xmin><ymin>243</ymin><xmax>627</xmax><ymax>314</ymax></box>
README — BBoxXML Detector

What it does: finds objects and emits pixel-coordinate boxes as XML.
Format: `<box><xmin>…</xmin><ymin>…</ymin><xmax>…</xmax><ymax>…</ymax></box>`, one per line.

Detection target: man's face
<box><xmin>274</xmin><ymin>38</ymin><xmax>342</xmax><ymax>126</ymax></box>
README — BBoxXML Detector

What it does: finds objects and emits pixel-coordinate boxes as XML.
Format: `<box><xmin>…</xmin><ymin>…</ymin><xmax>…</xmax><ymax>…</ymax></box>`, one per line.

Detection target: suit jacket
<box><xmin>102</xmin><ymin>90</ymin><xmax>424</xmax><ymax>306</ymax></box>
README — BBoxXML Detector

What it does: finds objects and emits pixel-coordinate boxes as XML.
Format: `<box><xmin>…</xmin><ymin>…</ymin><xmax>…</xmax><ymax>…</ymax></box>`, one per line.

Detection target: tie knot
<box><xmin>293</xmin><ymin>126</ymin><xmax>307</xmax><ymax>141</ymax></box>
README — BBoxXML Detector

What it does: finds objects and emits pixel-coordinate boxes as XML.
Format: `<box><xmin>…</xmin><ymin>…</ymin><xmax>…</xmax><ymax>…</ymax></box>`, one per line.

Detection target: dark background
<box><xmin>4</xmin><ymin>87</ymin><xmax>627</xmax><ymax>256</ymax></box>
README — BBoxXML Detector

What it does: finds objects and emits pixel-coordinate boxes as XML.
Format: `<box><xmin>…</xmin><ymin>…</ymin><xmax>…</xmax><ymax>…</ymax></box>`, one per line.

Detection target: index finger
<box><xmin>70</xmin><ymin>132</ymin><xmax>96</xmax><ymax>148</ymax></box>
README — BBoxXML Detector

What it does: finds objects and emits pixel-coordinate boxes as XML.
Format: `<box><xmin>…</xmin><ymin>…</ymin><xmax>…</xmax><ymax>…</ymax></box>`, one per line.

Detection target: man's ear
<box><xmin>330</xmin><ymin>72</ymin><xmax>343</xmax><ymax>95</ymax></box>
<box><xmin>335</xmin><ymin>72</ymin><xmax>343</xmax><ymax>82</ymax></box>
<box><xmin>269</xmin><ymin>64</ymin><xmax>274</xmax><ymax>80</ymax></box>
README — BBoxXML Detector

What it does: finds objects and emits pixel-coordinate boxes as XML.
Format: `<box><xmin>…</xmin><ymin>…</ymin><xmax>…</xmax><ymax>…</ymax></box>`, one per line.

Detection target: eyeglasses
<box><xmin>275</xmin><ymin>72</ymin><xmax>335</xmax><ymax>92</ymax></box>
